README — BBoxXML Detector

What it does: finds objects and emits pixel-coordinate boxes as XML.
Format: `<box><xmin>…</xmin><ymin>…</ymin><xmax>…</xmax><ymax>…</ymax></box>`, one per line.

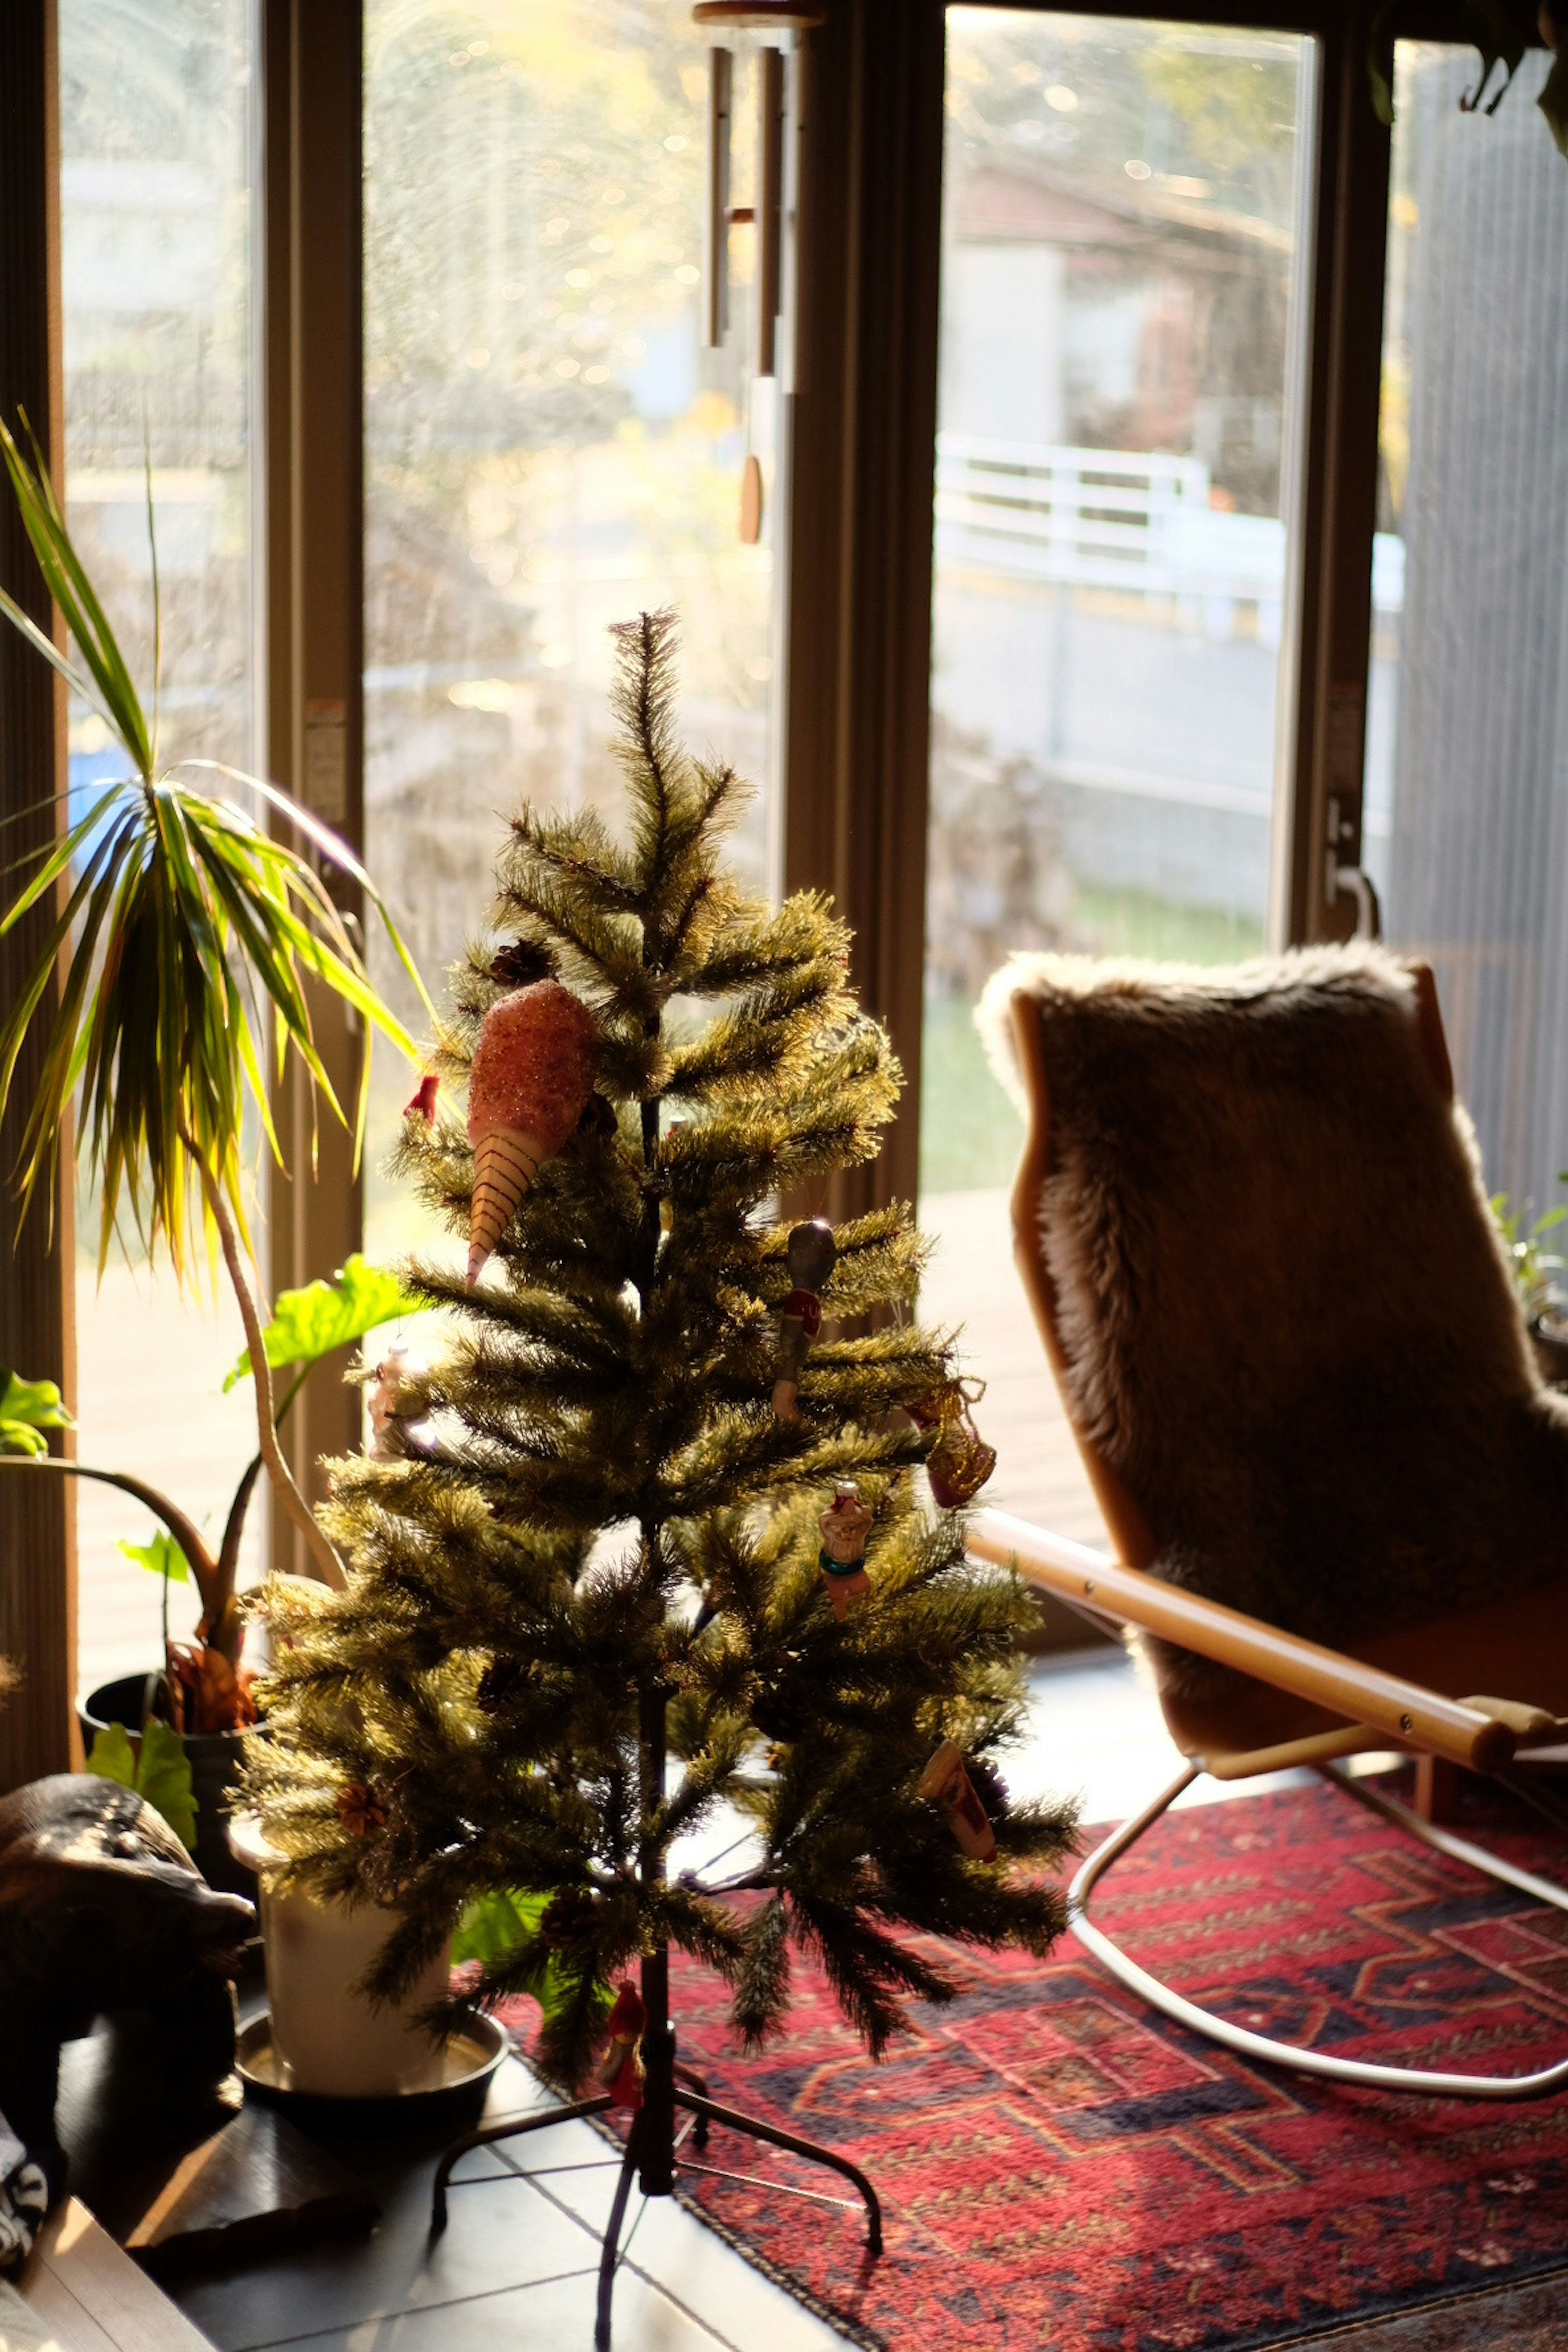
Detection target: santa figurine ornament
<box><xmin>773</xmin><ymin>1217</ymin><xmax>837</xmax><ymax>1420</ymax></box>
<box><xmin>466</xmin><ymin>964</ymin><xmax>599</xmax><ymax>1284</ymax></box>
<box><xmin>817</xmin><ymin>1479</ymin><xmax>873</xmax><ymax>1620</ymax></box>
<box><xmin>918</xmin><ymin>1738</ymin><xmax>998</xmax><ymax>1861</ymax></box>
<box><xmin>598</xmin><ymin>1979</ymin><xmax>646</xmax><ymax>2110</ymax></box>
<box><xmin>366</xmin><ymin>1342</ymin><xmax>431</xmax><ymax>1461</ymax></box>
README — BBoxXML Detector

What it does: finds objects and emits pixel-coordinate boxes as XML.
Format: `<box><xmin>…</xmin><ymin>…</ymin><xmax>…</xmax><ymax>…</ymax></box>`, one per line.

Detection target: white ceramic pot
<box><xmin>229</xmin><ymin>1812</ymin><xmax>451</xmax><ymax>2098</ymax></box>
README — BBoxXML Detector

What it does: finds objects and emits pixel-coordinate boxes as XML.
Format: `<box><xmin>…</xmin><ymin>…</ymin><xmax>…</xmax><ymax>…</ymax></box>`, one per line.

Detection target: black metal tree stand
<box><xmin>431</xmin><ymin>1685</ymin><xmax>883</xmax><ymax>2350</ymax></box>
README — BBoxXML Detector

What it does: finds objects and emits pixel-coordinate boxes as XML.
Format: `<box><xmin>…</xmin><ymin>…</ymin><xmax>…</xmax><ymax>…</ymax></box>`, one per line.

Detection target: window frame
<box><xmin>261</xmin><ymin>0</ymin><xmax>368</xmax><ymax>1578</ymax></box>
<box><xmin>1</xmin><ymin>0</ymin><xmax>1539</xmax><ymax>1775</ymax></box>
<box><xmin>0</xmin><ymin>0</ymin><xmax>76</xmax><ymax>1786</ymax></box>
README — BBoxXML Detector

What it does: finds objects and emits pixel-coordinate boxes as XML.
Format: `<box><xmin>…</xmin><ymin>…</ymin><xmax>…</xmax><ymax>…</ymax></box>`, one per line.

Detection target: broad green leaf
<box><xmin>136</xmin><ymin>1719</ymin><xmax>199</xmax><ymax>1851</ymax></box>
<box><xmin>451</xmin><ymin>1887</ymin><xmax>613</xmax><ymax>2034</ymax></box>
<box><xmin>224</xmin><ymin>1254</ymin><xmax>424</xmax><ymax>1390</ymax></box>
<box><xmin>85</xmin><ymin>1722</ymin><xmax>137</xmax><ymax>1790</ymax></box>
<box><xmin>84</xmin><ymin>1719</ymin><xmax>198</xmax><ymax>1852</ymax></box>
<box><xmin>0</xmin><ymin>1369</ymin><xmax>71</xmax><ymax>1457</ymax></box>
<box><xmin>117</xmin><ymin>1529</ymin><xmax>191</xmax><ymax>1585</ymax></box>
<box><xmin>451</xmin><ymin>1887</ymin><xmax>550</xmax><ymax>1969</ymax></box>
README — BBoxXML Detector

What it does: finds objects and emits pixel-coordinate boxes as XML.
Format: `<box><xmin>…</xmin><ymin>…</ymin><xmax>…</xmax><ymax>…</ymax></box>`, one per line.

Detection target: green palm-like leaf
<box><xmin>0</xmin><ymin>416</ymin><xmax>434</xmax><ymax>1282</ymax></box>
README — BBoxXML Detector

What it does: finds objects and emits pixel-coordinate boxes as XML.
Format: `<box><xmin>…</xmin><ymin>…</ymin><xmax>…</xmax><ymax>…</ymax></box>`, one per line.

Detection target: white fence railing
<box><xmin>935</xmin><ymin>433</ymin><xmax>1405</xmax><ymax>631</ymax></box>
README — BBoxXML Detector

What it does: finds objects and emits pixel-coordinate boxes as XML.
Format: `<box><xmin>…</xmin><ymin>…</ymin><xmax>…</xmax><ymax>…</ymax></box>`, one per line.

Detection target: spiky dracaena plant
<box><xmin>0</xmin><ymin>415</ymin><xmax>430</xmax><ymax>1607</ymax></box>
<box><xmin>248</xmin><ymin>611</ymin><xmax>1078</xmax><ymax>2079</ymax></box>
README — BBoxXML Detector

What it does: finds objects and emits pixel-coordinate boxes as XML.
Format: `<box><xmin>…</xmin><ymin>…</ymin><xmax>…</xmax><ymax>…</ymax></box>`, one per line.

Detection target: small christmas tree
<box><xmin>249</xmin><ymin>612</ymin><xmax>1077</xmax><ymax>2111</ymax></box>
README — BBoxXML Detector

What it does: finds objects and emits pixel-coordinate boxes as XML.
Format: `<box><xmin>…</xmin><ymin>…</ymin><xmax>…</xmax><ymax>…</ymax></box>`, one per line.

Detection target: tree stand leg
<box><xmin>429</xmin><ymin>2092</ymin><xmax>615</xmax><ymax>2236</ymax></box>
<box><xmin>595</xmin><ymin>2112</ymin><xmax>643</xmax><ymax>2352</ymax></box>
<box><xmin>672</xmin><ymin>2060</ymin><xmax>710</xmax><ymax>2147</ymax></box>
<box><xmin>429</xmin><ymin>2038</ymin><xmax>881</xmax><ymax>2348</ymax></box>
<box><xmin>672</xmin><ymin>2087</ymin><xmax>883</xmax><ymax>2257</ymax></box>
<box><xmin>431</xmin><ymin>1685</ymin><xmax>881</xmax><ymax>2346</ymax></box>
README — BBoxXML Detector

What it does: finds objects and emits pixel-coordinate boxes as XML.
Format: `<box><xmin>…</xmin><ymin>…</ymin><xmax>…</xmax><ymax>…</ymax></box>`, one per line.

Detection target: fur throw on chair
<box><xmin>979</xmin><ymin>944</ymin><xmax>1568</xmax><ymax>1704</ymax></box>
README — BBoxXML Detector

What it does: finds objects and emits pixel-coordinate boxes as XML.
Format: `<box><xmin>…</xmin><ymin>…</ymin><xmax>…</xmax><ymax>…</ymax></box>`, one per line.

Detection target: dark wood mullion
<box><xmin>0</xmin><ymin>0</ymin><xmax>77</xmax><ymax>1786</ymax></box>
<box><xmin>262</xmin><ymin>0</ymin><xmax>367</xmax><ymax>1575</ymax></box>
<box><xmin>783</xmin><ymin>0</ymin><xmax>947</xmax><ymax>1218</ymax></box>
<box><xmin>1283</xmin><ymin>0</ymin><xmax>1394</xmax><ymax>944</ymax></box>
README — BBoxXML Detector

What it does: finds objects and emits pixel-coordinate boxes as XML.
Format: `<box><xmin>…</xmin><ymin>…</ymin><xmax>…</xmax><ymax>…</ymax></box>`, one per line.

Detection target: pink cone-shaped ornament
<box><xmin>466</xmin><ymin>980</ymin><xmax>599</xmax><ymax>1283</ymax></box>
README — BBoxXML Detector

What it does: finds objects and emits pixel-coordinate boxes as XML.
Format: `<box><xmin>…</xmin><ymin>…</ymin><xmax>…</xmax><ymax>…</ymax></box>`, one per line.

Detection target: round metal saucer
<box><xmin>237</xmin><ymin>2007</ymin><xmax>508</xmax><ymax>2138</ymax></box>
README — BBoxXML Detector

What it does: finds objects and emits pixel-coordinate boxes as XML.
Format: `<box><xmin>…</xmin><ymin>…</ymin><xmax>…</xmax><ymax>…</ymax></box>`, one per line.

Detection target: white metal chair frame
<box><xmin>1073</xmin><ymin>1753</ymin><xmax>1568</xmax><ymax>2103</ymax></box>
<box><xmin>971</xmin><ymin>1511</ymin><xmax>1568</xmax><ymax>2103</ymax></box>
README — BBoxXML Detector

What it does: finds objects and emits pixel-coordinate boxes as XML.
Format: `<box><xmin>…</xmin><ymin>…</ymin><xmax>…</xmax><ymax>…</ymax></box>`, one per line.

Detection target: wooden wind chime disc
<box><xmin>740</xmin><ymin>453</ymin><xmax>764</xmax><ymax>546</ymax></box>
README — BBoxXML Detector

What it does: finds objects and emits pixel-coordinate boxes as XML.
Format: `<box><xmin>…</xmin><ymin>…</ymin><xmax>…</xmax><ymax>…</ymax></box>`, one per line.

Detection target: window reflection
<box><xmin>1368</xmin><ymin>44</ymin><xmax>1568</xmax><ymax>1224</ymax></box>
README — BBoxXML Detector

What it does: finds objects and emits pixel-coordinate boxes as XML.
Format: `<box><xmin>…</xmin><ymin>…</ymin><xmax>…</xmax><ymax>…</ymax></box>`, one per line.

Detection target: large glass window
<box><xmin>60</xmin><ymin>0</ymin><xmax>263</xmax><ymax>1695</ymax></box>
<box><xmin>1365</xmin><ymin>43</ymin><xmax>1568</xmax><ymax>1227</ymax></box>
<box><xmin>363</xmin><ymin>1</ymin><xmax>785</xmax><ymax>1265</ymax></box>
<box><xmin>920</xmin><ymin>9</ymin><xmax>1313</xmax><ymax>1532</ymax></box>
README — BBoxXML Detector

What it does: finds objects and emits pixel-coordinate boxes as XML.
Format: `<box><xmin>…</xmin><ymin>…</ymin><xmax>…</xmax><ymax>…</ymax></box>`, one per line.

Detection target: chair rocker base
<box><xmin>1069</xmin><ymin>1758</ymin><xmax>1568</xmax><ymax>2100</ymax></box>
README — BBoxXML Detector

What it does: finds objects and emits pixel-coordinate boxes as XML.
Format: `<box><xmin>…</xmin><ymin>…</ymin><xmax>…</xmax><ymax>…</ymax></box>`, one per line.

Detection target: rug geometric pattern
<box><xmin>508</xmin><ymin>1775</ymin><xmax>1568</xmax><ymax>2351</ymax></box>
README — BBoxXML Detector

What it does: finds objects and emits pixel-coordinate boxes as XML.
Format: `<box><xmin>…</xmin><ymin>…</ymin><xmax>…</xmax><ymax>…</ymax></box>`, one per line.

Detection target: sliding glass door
<box><xmin>920</xmin><ymin>9</ymin><xmax>1316</xmax><ymax>1533</ymax></box>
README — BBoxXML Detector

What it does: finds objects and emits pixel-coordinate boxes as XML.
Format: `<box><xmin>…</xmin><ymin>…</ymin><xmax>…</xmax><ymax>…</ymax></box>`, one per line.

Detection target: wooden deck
<box><xmin>919</xmin><ymin>1186</ymin><xmax>1105</xmax><ymax>1547</ymax></box>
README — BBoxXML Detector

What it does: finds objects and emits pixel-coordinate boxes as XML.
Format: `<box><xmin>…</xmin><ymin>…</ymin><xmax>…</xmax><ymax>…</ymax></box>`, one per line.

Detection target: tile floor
<box><xmin>170</xmin><ymin>1644</ymin><xmax>1346</xmax><ymax>2352</ymax></box>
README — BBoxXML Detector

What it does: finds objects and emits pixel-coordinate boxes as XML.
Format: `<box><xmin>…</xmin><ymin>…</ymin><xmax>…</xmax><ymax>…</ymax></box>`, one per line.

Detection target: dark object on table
<box><xmin>0</xmin><ymin>1773</ymin><xmax>254</xmax><ymax>2166</ymax></box>
<box><xmin>80</xmin><ymin>1671</ymin><xmax>257</xmax><ymax>1901</ymax></box>
<box><xmin>236</xmin><ymin>2007</ymin><xmax>507</xmax><ymax>2139</ymax></box>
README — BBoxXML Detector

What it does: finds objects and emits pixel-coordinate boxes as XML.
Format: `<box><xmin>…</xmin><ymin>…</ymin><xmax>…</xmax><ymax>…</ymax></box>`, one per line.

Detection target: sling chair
<box><xmin>967</xmin><ymin>943</ymin><xmax>1568</xmax><ymax>2100</ymax></box>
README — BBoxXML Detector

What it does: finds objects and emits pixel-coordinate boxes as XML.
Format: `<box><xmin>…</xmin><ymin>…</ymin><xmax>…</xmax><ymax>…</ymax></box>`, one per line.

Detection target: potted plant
<box><xmin>1491</xmin><ymin>1190</ymin><xmax>1568</xmax><ymax>1386</ymax></box>
<box><xmin>0</xmin><ymin>413</ymin><xmax>429</xmax><ymax>1814</ymax></box>
<box><xmin>3</xmin><ymin>1258</ymin><xmax>423</xmax><ymax>1886</ymax></box>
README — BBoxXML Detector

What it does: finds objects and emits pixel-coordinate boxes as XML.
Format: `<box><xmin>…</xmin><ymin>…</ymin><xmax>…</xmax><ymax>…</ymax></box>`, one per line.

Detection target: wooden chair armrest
<box><xmin>968</xmin><ymin>1507</ymin><xmax>1516</xmax><ymax>1775</ymax></box>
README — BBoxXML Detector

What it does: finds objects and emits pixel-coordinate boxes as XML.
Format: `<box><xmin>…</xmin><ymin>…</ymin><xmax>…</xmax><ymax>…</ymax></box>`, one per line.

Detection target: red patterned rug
<box><xmin>502</xmin><ymin>1773</ymin><xmax>1568</xmax><ymax>2350</ymax></box>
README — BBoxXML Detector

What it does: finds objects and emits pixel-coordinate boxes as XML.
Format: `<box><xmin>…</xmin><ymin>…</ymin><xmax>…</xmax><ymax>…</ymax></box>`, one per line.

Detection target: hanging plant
<box><xmin>0</xmin><ymin>413</ymin><xmax>433</xmax><ymax>1594</ymax></box>
<box><xmin>1369</xmin><ymin>0</ymin><xmax>1568</xmax><ymax>159</ymax></box>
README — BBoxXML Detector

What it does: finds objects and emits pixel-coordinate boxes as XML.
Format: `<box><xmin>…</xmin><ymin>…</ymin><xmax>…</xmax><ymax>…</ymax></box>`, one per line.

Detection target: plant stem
<box><xmin>0</xmin><ymin>1457</ymin><xmax>223</xmax><ymax>1624</ymax></box>
<box><xmin>185</xmin><ymin>1140</ymin><xmax>346</xmax><ymax>1591</ymax></box>
<box><xmin>215</xmin><ymin>1365</ymin><xmax>309</xmax><ymax>1600</ymax></box>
